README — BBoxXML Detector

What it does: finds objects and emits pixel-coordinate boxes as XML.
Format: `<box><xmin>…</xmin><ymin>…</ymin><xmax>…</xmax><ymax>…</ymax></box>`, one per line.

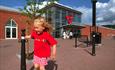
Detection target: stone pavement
<box><xmin>0</xmin><ymin>38</ymin><xmax>115</xmax><ymax>70</ymax></box>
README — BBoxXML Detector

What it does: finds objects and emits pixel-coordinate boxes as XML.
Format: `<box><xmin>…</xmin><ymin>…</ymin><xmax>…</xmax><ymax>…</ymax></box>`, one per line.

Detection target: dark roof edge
<box><xmin>0</xmin><ymin>5</ymin><xmax>21</xmax><ymax>13</ymax></box>
<box><xmin>43</xmin><ymin>3</ymin><xmax>82</xmax><ymax>14</ymax></box>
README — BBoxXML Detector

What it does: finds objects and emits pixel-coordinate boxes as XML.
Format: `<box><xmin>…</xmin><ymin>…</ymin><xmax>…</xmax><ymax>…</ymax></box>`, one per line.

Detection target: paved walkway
<box><xmin>0</xmin><ymin>38</ymin><xmax>115</xmax><ymax>70</ymax></box>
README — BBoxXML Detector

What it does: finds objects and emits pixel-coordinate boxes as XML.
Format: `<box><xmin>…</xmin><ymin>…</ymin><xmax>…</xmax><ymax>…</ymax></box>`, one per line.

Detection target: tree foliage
<box><xmin>103</xmin><ymin>25</ymin><xmax>115</xmax><ymax>29</ymax></box>
<box><xmin>19</xmin><ymin>0</ymin><xmax>59</xmax><ymax>19</ymax></box>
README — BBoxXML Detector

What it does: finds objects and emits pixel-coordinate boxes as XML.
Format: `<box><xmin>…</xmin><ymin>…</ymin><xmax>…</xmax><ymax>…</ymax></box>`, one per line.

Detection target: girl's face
<box><xmin>34</xmin><ymin>20</ymin><xmax>45</xmax><ymax>34</ymax></box>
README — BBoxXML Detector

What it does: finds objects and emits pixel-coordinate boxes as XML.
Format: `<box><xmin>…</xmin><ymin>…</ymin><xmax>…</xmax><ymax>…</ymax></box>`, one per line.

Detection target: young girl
<box><xmin>26</xmin><ymin>16</ymin><xmax>57</xmax><ymax>70</ymax></box>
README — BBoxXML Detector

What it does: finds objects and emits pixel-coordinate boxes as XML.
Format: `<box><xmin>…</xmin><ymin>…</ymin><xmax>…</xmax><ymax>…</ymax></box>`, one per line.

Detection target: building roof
<box><xmin>42</xmin><ymin>2</ymin><xmax>82</xmax><ymax>14</ymax></box>
<box><xmin>0</xmin><ymin>5</ymin><xmax>20</xmax><ymax>13</ymax></box>
<box><xmin>83</xmin><ymin>24</ymin><xmax>115</xmax><ymax>30</ymax></box>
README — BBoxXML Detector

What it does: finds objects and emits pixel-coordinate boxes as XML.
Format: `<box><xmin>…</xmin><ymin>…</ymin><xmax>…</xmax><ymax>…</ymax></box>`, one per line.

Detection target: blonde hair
<box><xmin>34</xmin><ymin>16</ymin><xmax>53</xmax><ymax>34</ymax></box>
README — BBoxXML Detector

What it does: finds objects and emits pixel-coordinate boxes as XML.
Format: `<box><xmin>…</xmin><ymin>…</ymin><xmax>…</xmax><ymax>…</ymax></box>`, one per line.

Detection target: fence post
<box><xmin>21</xmin><ymin>29</ymin><xmax>26</xmax><ymax>70</ymax></box>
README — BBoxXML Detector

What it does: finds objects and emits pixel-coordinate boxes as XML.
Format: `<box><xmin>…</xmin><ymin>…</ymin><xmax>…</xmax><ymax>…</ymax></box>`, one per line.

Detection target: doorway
<box><xmin>5</xmin><ymin>19</ymin><xmax>17</xmax><ymax>39</ymax></box>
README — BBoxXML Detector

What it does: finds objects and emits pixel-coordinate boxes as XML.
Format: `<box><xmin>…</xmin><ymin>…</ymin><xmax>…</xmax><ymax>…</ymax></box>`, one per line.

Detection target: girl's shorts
<box><xmin>33</xmin><ymin>55</ymin><xmax>48</xmax><ymax>66</ymax></box>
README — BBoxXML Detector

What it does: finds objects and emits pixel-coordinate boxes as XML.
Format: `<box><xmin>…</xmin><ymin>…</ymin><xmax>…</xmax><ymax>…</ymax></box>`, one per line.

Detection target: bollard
<box><xmin>75</xmin><ymin>30</ymin><xmax>78</xmax><ymax>48</ymax></box>
<box><xmin>75</xmin><ymin>37</ymin><xmax>77</xmax><ymax>48</ymax></box>
<box><xmin>91</xmin><ymin>32</ymin><xmax>96</xmax><ymax>56</ymax></box>
<box><xmin>21</xmin><ymin>29</ymin><xmax>26</xmax><ymax>70</ymax></box>
<box><xmin>86</xmin><ymin>36</ymin><xmax>89</xmax><ymax>47</ymax></box>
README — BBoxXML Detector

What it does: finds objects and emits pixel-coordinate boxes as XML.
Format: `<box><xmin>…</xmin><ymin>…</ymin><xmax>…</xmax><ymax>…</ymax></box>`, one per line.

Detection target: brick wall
<box><xmin>0</xmin><ymin>10</ymin><xmax>32</xmax><ymax>39</ymax></box>
<box><xmin>81</xmin><ymin>25</ymin><xmax>115</xmax><ymax>39</ymax></box>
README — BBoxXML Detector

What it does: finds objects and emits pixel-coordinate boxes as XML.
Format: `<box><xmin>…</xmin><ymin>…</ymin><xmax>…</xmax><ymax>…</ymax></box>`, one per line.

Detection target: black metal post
<box><xmin>92</xmin><ymin>32</ymin><xmax>96</xmax><ymax>56</ymax></box>
<box><xmin>75</xmin><ymin>29</ymin><xmax>78</xmax><ymax>48</ymax></box>
<box><xmin>91</xmin><ymin>0</ymin><xmax>97</xmax><ymax>56</ymax></box>
<box><xmin>75</xmin><ymin>37</ymin><xmax>77</xmax><ymax>48</ymax></box>
<box><xmin>90</xmin><ymin>26</ymin><xmax>92</xmax><ymax>41</ymax></box>
<box><xmin>92</xmin><ymin>0</ymin><xmax>97</xmax><ymax>27</ymax></box>
<box><xmin>21</xmin><ymin>29</ymin><xmax>26</xmax><ymax>70</ymax></box>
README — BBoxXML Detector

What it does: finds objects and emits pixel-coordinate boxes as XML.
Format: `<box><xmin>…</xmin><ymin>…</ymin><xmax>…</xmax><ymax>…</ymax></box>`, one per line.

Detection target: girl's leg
<box><xmin>40</xmin><ymin>65</ymin><xmax>45</xmax><ymax>70</ymax></box>
<box><xmin>34</xmin><ymin>64</ymin><xmax>40</xmax><ymax>70</ymax></box>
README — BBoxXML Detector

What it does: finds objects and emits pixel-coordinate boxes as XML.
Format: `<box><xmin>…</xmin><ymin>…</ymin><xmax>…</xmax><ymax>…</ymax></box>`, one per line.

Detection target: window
<box><xmin>55</xmin><ymin>22</ymin><xmax>61</xmax><ymax>38</ymax></box>
<box><xmin>74</xmin><ymin>14</ymin><xmax>81</xmax><ymax>23</ymax></box>
<box><xmin>55</xmin><ymin>8</ymin><xmax>60</xmax><ymax>22</ymax></box>
<box><xmin>5</xmin><ymin>19</ymin><xmax>17</xmax><ymax>39</ymax></box>
<box><xmin>62</xmin><ymin>10</ymin><xmax>67</xmax><ymax>25</ymax></box>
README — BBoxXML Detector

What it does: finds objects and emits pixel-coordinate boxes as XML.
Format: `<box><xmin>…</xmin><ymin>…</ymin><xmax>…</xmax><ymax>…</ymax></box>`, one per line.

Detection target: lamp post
<box><xmin>91</xmin><ymin>0</ymin><xmax>97</xmax><ymax>56</ymax></box>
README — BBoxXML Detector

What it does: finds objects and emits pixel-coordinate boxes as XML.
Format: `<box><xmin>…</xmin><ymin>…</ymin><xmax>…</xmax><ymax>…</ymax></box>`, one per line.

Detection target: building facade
<box><xmin>0</xmin><ymin>3</ymin><xmax>82</xmax><ymax>39</ymax></box>
<box><xmin>44</xmin><ymin>3</ymin><xmax>82</xmax><ymax>38</ymax></box>
<box><xmin>1</xmin><ymin>2</ymin><xmax>114</xmax><ymax>40</ymax></box>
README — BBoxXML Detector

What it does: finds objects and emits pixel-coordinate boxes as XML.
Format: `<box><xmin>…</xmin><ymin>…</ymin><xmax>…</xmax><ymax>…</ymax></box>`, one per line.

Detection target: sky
<box><xmin>0</xmin><ymin>0</ymin><xmax>115</xmax><ymax>25</ymax></box>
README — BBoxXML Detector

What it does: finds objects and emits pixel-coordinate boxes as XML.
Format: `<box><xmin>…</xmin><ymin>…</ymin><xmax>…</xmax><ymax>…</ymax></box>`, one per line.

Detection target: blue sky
<box><xmin>0</xmin><ymin>0</ymin><xmax>110</xmax><ymax>8</ymax></box>
<box><xmin>0</xmin><ymin>0</ymin><xmax>114</xmax><ymax>25</ymax></box>
<box><xmin>60</xmin><ymin>0</ymin><xmax>110</xmax><ymax>8</ymax></box>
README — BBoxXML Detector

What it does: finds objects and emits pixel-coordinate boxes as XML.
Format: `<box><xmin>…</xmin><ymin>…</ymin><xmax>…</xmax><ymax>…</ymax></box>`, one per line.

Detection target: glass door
<box><xmin>12</xmin><ymin>28</ymin><xmax>16</xmax><ymax>38</ymax></box>
<box><xmin>6</xmin><ymin>28</ymin><xmax>11</xmax><ymax>38</ymax></box>
<box><xmin>5</xmin><ymin>27</ymin><xmax>17</xmax><ymax>39</ymax></box>
<box><xmin>5</xmin><ymin>19</ymin><xmax>17</xmax><ymax>39</ymax></box>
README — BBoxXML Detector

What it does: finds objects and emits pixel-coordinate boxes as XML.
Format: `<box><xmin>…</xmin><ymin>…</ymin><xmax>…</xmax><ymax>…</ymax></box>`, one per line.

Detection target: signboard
<box><xmin>65</xmin><ymin>15</ymin><xmax>73</xmax><ymax>24</ymax></box>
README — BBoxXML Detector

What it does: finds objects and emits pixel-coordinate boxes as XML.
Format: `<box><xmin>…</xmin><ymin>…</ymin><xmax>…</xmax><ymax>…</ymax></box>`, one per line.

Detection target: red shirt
<box><xmin>31</xmin><ymin>31</ymin><xmax>57</xmax><ymax>57</ymax></box>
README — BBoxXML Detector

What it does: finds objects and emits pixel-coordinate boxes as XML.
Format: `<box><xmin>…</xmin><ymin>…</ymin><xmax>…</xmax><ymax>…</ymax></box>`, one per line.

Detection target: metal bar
<box><xmin>75</xmin><ymin>37</ymin><xmax>77</xmax><ymax>48</ymax></box>
<box><xmin>92</xmin><ymin>0</ymin><xmax>97</xmax><ymax>56</ymax></box>
<box><xmin>21</xmin><ymin>29</ymin><xmax>26</xmax><ymax>70</ymax></box>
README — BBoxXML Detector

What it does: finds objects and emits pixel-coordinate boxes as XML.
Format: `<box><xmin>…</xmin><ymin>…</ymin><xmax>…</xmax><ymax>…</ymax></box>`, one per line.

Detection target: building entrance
<box><xmin>5</xmin><ymin>19</ymin><xmax>17</xmax><ymax>39</ymax></box>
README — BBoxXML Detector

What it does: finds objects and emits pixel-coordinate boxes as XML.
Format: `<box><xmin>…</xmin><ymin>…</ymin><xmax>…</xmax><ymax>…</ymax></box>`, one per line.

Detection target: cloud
<box><xmin>96</xmin><ymin>2</ymin><xmax>108</xmax><ymax>9</ymax></box>
<box><xmin>75</xmin><ymin>6</ymin><xmax>92</xmax><ymax>25</ymax></box>
<box><xmin>96</xmin><ymin>0</ymin><xmax>115</xmax><ymax>25</ymax></box>
<box><xmin>75</xmin><ymin>0</ymin><xmax>115</xmax><ymax>25</ymax></box>
<box><xmin>97</xmin><ymin>17</ymin><xmax>104</xmax><ymax>21</ymax></box>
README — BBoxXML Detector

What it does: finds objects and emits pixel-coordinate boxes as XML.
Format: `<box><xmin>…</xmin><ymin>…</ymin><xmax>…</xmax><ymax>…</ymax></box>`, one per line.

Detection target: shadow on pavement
<box><xmin>84</xmin><ymin>49</ymin><xmax>92</xmax><ymax>56</ymax></box>
<box><xmin>29</xmin><ymin>60</ymin><xmax>58</xmax><ymax>70</ymax></box>
<box><xmin>45</xmin><ymin>60</ymin><xmax>58</xmax><ymax>70</ymax></box>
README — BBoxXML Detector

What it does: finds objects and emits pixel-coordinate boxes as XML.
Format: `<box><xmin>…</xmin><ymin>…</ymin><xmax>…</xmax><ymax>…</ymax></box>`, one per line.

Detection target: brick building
<box><xmin>0</xmin><ymin>5</ymin><xmax>115</xmax><ymax>40</ymax></box>
<box><xmin>0</xmin><ymin>6</ymin><xmax>28</xmax><ymax>40</ymax></box>
<box><xmin>81</xmin><ymin>25</ymin><xmax>115</xmax><ymax>39</ymax></box>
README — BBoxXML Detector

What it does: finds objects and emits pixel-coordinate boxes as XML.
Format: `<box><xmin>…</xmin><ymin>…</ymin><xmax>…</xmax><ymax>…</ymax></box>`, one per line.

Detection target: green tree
<box><xmin>19</xmin><ymin>0</ymin><xmax>59</xmax><ymax>19</ymax></box>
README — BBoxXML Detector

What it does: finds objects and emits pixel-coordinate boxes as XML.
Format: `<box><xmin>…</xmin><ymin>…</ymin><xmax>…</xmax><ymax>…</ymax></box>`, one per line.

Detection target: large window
<box><xmin>5</xmin><ymin>19</ymin><xmax>17</xmax><ymax>39</ymax></box>
<box><xmin>55</xmin><ymin>8</ymin><xmax>61</xmax><ymax>22</ymax></box>
<box><xmin>73</xmin><ymin>14</ymin><xmax>81</xmax><ymax>23</ymax></box>
<box><xmin>61</xmin><ymin>10</ymin><xmax>67</xmax><ymax>25</ymax></box>
<box><xmin>54</xmin><ymin>8</ymin><xmax>61</xmax><ymax>37</ymax></box>
<box><xmin>55</xmin><ymin>21</ymin><xmax>61</xmax><ymax>38</ymax></box>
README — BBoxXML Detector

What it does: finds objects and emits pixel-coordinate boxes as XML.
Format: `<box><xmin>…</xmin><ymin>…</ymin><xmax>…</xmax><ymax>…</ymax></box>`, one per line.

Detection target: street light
<box><xmin>92</xmin><ymin>0</ymin><xmax>97</xmax><ymax>28</ymax></box>
<box><xmin>91</xmin><ymin>0</ymin><xmax>97</xmax><ymax>56</ymax></box>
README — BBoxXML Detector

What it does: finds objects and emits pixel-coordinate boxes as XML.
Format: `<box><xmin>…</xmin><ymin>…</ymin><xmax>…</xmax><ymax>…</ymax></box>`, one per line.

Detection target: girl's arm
<box><xmin>51</xmin><ymin>44</ymin><xmax>57</xmax><ymax>60</ymax></box>
<box><xmin>45</xmin><ymin>32</ymin><xmax>57</xmax><ymax>60</ymax></box>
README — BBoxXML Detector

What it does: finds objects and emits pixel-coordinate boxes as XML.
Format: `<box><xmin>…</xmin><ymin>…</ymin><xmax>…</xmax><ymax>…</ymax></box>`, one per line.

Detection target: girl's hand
<box><xmin>50</xmin><ymin>54</ymin><xmax>56</xmax><ymax>61</ymax></box>
<box><xmin>25</xmin><ymin>35</ymin><xmax>31</xmax><ymax>39</ymax></box>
